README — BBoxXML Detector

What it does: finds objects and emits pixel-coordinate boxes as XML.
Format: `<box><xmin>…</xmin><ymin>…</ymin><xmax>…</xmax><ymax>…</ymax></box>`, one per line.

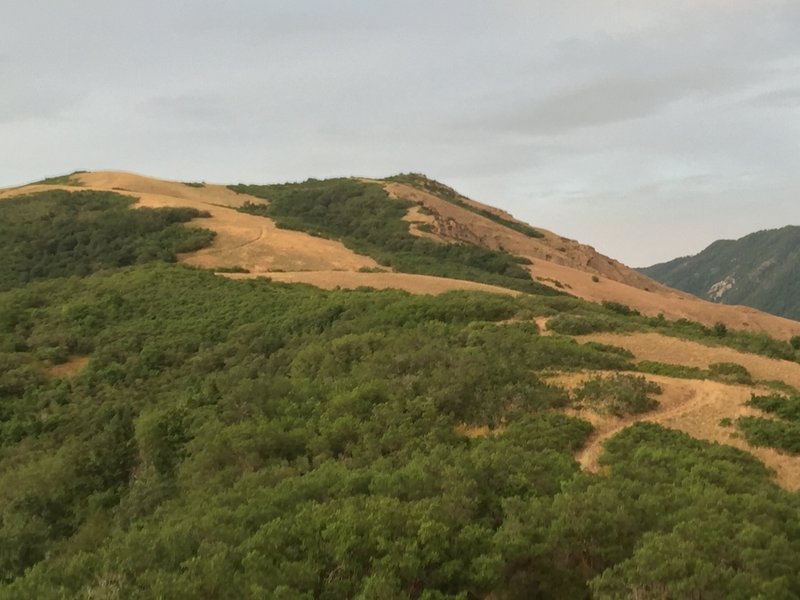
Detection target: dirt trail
<box><xmin>557</xmin><ymin>371</ymin><xmax>800</xmax><ymax>490</ymax></box>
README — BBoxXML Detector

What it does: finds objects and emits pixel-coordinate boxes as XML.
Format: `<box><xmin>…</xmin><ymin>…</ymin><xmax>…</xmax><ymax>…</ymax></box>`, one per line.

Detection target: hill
<box><xmin>2</xmin><ymin>171</ymin><xmax>800</xmax><ymax>597</ymax></box>
<box><xmin>640</xmin><ymin>226</ymin><xmax>800</xmax><ymax>321</ymax></box>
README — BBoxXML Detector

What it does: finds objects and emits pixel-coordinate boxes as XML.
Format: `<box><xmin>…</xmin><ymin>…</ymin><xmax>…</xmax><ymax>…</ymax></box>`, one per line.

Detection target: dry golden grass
<box><xmin>385</xmin><ymin>182</ymin><xmax>800</xmax><ymax>339</ymax></box>
<box><xmin>580</xmin><ymin>332</ymin><xmax>800</xmax><ymax>391</ymax></box>
<box><xmin>0</xmin><ymin>172</ymin><xmax>379</xmax><ymax>274</ymax></box>
<box><xmin>549</xmin><ymin>333</ymin><xmax>800</xmax><ymax>490</ymax></box>
<box><xmin>223</xmin><ymin>270</ymin><xmax>520</xmax><ymax>296</ymax></box>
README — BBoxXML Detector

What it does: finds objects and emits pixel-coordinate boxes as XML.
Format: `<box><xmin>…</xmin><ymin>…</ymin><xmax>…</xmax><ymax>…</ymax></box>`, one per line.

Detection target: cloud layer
<box><xmin>2</xmin><ymin>0</ymin><xmax>799</xmax><ymax>265</ymax></box>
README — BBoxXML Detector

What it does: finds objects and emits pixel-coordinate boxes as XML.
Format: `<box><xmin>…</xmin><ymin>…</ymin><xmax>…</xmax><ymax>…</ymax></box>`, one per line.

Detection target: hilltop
<box><xmin>2</xmin><ymin>171</ymin><xmax>800</xmax><ymax>597</ymax></box>
<box><xmin>641</xmin><ymin>225</ymin><xmax>800</xmax><ymax>321</ymax></box>
<box><xmin>6</xmin><ymin>170</ymin><xmax>799</xmax><ymax>338</ymax></box>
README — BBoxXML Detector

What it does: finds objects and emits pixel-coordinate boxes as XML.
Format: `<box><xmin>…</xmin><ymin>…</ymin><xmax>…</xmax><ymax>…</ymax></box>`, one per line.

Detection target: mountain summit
<box><xmin>641</xmin><ymin>226</ymin><xmax>800</xmax><ymax>321</ymax></box>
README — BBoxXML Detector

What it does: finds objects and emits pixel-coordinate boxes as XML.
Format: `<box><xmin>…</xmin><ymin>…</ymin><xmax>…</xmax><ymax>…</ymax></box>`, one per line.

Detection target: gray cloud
<box><xmin>485</xmin><ymin>69</ymin><xmax>749</xmax><ymax>137</ymax></box>
<box><xmin>2</xmin><ymin>1</ymin><xmax>800</xmax><ymax>265</ymax></box>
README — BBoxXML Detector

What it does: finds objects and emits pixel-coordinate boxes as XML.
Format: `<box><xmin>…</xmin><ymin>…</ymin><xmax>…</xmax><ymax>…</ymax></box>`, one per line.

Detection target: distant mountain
<box><xmin>640</xmin><ymin>226</ymin><xmax>800</xmax><ymax>320</ymax></box>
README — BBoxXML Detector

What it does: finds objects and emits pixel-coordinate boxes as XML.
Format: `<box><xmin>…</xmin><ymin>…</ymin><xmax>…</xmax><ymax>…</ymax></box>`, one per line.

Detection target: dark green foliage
<box><xmin>385</xmin><ymin>173</ymin><xmax>545</xmax><ymax>239</ymax></box>
<box><xmin>637</xmin><ymin>360</ymin><xmax>708</xmax><ymax>380</ymax></box>
<box><xmin>547</xmin><ymin>312</ymin><xmax>630</xmax><ymax>335</ymax></box>
<box><xmin>214</xmin><ymin>265</ymin><xmax>250</xmax><ymax>274</ymax></box>
<box><xmin>0</xmin><ymin>190</ymin><xmax>214</xmax><ymax>290</ymax></box>
<box><xmin>708</xmin><ymin>362</ymin><xmax>752</xmax><ymax>385</ymax></box>
<box><xmin>791</xmin><ymin>336</ymin><xmax>800</xmax><ymax>351</ymax></box>
<box><xmin>601</xmin><ymin>300</ymin><xmax>640</xmax><ymax>316</ymax></box>
<box><xmin>713</xmin><ymin>321</ymin><xmax>728</xmax><ymax>337</ymax></box>
<box><xmin>747</xmin><ymin>393</ymin><xmax>800</xmax><ymax>422</ymax></box>
<box><xmin>737</xmin><ymin>417</ymin><xmax>800</xmax><ymax>455</ymax></box>
<box><xmin>637</xmin><ymin>361</ymin><xmax>753</xmax><ymax>385</ymax></box>
<box><xmin>182</xmin><ymin>181</ymin><xmax>206</xmax><ymax>188</ymax></box>
<box><xmin>641</xmin><ymin>225</ymin><xmax>800</xmax><ymax>320</ymax></box>
<box><xmin>573</xmin><ymin>374</ymin><xmax>661</xmax><ymax>417</ymax></box>
<box><xmin>582</xmin><ymin>341</ymin><xmax>635</xmax><ymax>359</ymax></box>
<box><xmin>230</xmin><ymin>178</ymin><xmax>557</xmax><ymax>296</ymax></box>
<box><xmin>1</xmin><ymin>265</ymin><xmax>799</xmax><ymax>597</ymax></box>
<box><xmin>738</xmin><ymin>392</ymin><xmax>800</xmax><ymax>454</ymax></box>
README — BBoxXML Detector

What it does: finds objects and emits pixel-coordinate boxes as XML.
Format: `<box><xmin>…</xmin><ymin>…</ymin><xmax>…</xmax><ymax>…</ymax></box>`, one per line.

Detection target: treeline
<box><xmin>230</xmin><ymin>178</ymin><xmax>557</xmax><ymax>295</ymax></box>
<box><xmin>0</xmin><ymin>190</ymin><xmax>214</xmax><ymax>291</ymax></box>
<box><xmin>0</xmin><ymin>264</ymin><xmax>798</xmax><ymax>598</ymax></box>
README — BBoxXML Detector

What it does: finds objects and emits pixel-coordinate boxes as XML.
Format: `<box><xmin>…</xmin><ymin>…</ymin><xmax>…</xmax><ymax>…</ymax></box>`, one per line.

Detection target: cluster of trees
<box><xmin>230</xmin><ymin>178</ymin><xmax>556</xmax><ymax>295</ymax></box>
<box><xmin>0</xmin><ymin>190</ymin><xmax>215</xmax><ymax>291</ymax></box>
<box><xmin>1</xmin><ymin>263</ymin><xmax>799</xmax><ymax>598</ymax></box>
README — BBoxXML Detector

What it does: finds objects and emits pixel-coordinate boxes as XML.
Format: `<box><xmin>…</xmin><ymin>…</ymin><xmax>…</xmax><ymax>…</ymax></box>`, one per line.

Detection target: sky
<box><xmin>2</xmin><ymin>0</ymin><xmax>799</xmax><ymax>266</ymax></box>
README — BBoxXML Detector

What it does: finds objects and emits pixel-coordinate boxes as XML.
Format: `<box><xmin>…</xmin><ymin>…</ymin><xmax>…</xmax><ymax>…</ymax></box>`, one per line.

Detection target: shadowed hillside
<box><xmin>641</xmin><ymin>226</ymin><xmax>800</xmax><ymax>320</ymax></box>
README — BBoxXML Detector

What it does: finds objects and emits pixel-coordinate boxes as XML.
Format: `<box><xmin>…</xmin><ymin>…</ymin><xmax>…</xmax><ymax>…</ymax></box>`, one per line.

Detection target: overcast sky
<box><xmin>2</xmin><ymin>1</ymin><xmax>799</xmax><ymax>266</ymax></box>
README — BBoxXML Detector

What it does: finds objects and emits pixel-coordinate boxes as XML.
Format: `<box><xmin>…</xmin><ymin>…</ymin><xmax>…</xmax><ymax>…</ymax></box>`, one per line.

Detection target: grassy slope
<box><xmin>1</xmin><ymin>179</ymin><xmax>800</xmax><ymax>597</ymax></box>
<box><xmin>230</xmin><ymin>177</ymin><xmax>559</xmax><ymax>296</ymax></box>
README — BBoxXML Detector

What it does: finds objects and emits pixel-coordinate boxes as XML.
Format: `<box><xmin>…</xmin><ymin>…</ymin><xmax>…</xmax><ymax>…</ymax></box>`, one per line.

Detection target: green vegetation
<box><xmin>0</xmin><ymin>190</ymin><xmax>214</xmax><ymax>291</ymax></box>
<box><xmin>573</xmin><ymin>374</ymin><xmax>661</xmax><ymax>417</ymax></box>
<box><xmin>1</xmin><ymin>183</ymin><xmax>800</xmax><ymax>597</ymax></box>
<box><xmin>544</xmin><ymin>300</ymin><xmax>799</xmax><ymax>363</ymax></box>
<box><xmin>747</xmin><ymin>392</ymin><xmax>800</xmax><ymax>421</ymax></box>
<box><xmin>230</xmin><ymin>178</ymin><xmax>558</xmax><ymax>295</ymax></box>
<box><xmin>641</xmin><ymin>225</ymin><xmax>800</xmax><ymax>320</ymax></box>
<box><xmin>737</xmin><ymin>392</ymin><xmax>800</xmax><ymax>455</ymax></box>
<box><xmin>709</xmin><ymin>361</ymin><xmax>753</xmax><ymax>384</ymax></box>
<box><xmin>601</xmin><ymin>300</ymin><xmax>640</xmax><ymax>316</ymax></box>
<box><xmin>214</xmin><ymin>266</ymin><xmax>250</xmax><ymax>274</ymax></box>
<box><xmin>637</xmin><ymin>360</ymin><xmax>753</xmax><ymax>385</ymax></box>
<box><xmin>737</xmin><ymin>417</ymin><xmax>800</xmax><ymax>455</ymax></box>
<box><xmin>33</xmin><ymin>170</ymin><xmax>87</xmax><ymax>186</ymax></box>
<box><xmin>1</xmin><ymin>264</ymin><xmax>799</xmax><ymax>597</ymax></box>
<box><xmin>182</xmin><ymin>181</ymin><xmax>206</xmax><ymax>188</ymax></box>
<box><xmin>385</xmin><ymin>173</ymin><xmax>546</xmax><ymax>239</ymax></box>
<box><xmin>637</xmin><ymin>360</ymin><xmax>709</xmax><ymax>380</ymax></box>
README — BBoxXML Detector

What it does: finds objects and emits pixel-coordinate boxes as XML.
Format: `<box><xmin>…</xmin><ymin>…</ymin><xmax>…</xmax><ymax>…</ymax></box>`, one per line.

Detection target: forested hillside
<box><xmin>2</xmin><ymin>179</ymin><xmax>800</xmax><ymax>598</ymax></box>
<box><xmin>641</xmin><ymin>226</ymin><xmax>800</xmax><ymax>320</ymax></box>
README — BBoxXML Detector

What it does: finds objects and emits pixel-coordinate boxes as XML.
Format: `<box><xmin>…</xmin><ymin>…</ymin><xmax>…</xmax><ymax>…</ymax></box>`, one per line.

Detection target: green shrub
<box><xmin>601</xmin><ymin>300</ymin><xmax>640</xmax><ymax>316</ymax></box>
<box><xmin>737</xmin><ymin>416</ymin><xmax>800</xmax><ymax>454</ymax></box>
<box><xmin>708</xmin><ymin>362</ymin><xmax>752</xmax><ymax>384</ymax></box>
<box><xmin>746</xmin><ymin>393</ymin><xmax>800</xmax><ymax>422</ymax></box>
<box><xmin>0</xmin><ymin>190</ymin><xmax>215</xmax><ymax>290</ymax></box>
<box><xmin>573</xmin><ymin>374</ymin><xmax>661</xmax><ymax>417</ymax></box>
<box><xmin>636</xmin><ymin>361</ymin><xmax>707</xmax><ymax>380</ymax></box>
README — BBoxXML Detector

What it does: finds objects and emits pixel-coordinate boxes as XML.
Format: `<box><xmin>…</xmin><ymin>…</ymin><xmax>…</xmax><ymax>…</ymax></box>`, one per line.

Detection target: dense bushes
<box><xmin>737</xmin><ymin>417</ymin><xmax>800</xmax><ymax>455</ymax></box>
<box><xmin>738</xmin><ymin>392</ymin><xmax>800</xmax><ymax>455</ymax></box>
<box><xmin>1</xmin><ymin>254</ymin><xmax>799</xmax><ymax>596</ymax></box>
<box><xmin>573</xmin><ymin>374</ymin><xmax>661</xmax><ymax>417</ymax></box>
<box><xmin>0</xmin><ymin>190</ymin><xmax>214</xmax><ymax>290</ymax></box>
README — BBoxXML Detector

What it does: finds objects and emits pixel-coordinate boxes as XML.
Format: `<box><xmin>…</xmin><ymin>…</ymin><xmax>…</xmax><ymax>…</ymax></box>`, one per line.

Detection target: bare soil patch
<box><xmin>223</xmin><ymin>270</ymin><xmax>519</xmax><ymax>296</ymax></box>
<box><xmin>47</xmin><ymin>356</ymin><xmax>89</xmax><ymax>378</ymax></box>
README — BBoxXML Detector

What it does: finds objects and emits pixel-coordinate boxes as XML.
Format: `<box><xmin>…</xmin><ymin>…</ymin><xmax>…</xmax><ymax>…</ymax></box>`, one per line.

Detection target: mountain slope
<box><xmin>4</xmin><ymin>171</ymin><xmax>800</xmax><ymax>597</ymax></box>
<box><xmin>641</xmin><ymin>226</ymin><xmax>800</xmax><ymax>321</ymax></box>
<box><xmin>5</xmin><ymin>170</ymin><xmax>800</xmax><ymax>338</ymax></box>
